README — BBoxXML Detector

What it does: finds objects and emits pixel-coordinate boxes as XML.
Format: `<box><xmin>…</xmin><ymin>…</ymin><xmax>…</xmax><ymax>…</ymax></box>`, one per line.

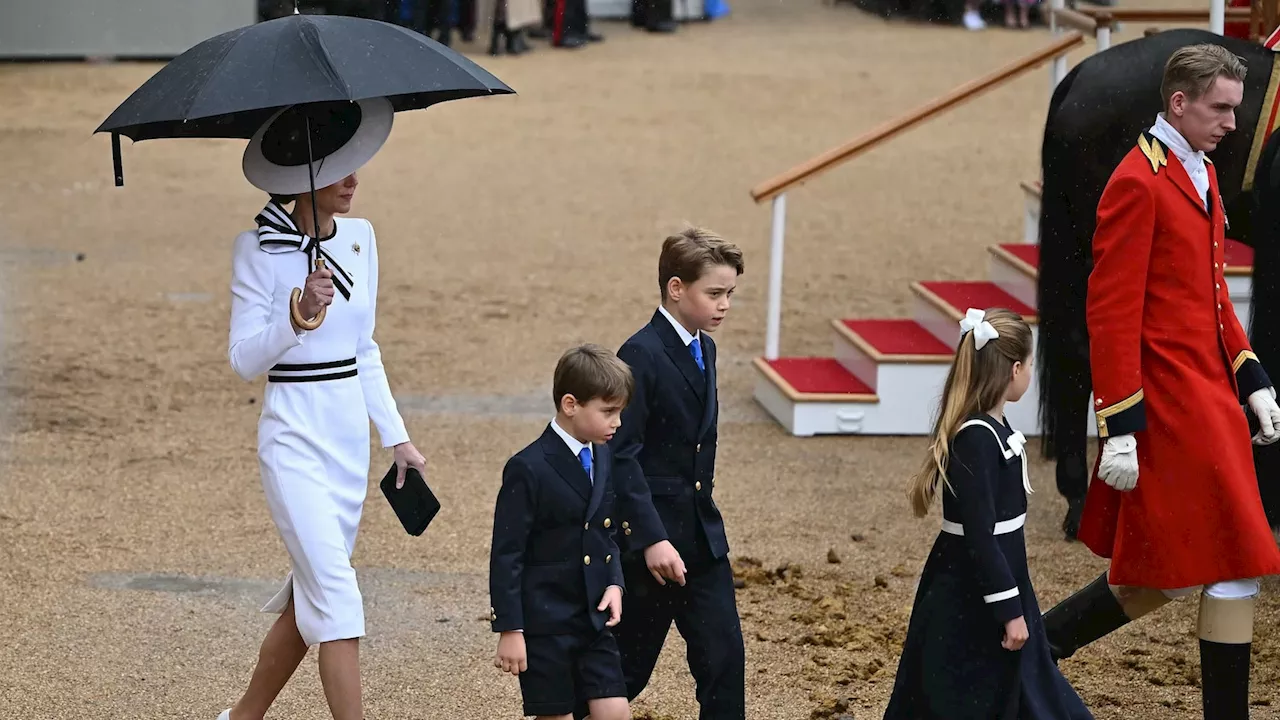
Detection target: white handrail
<box><xmin>764</xmin><ymin>195</ymin><xmax>787</xmax><ymax>361</ymax></box>
<box><xmin>755</xmin><ymin>33</ymin><xmax>1087</xmax><ymax>362</ymax></box>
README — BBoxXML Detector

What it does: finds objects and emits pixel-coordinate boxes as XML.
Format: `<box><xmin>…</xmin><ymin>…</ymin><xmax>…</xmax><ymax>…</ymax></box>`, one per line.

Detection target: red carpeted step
<box><xmin>1224</xmin><ymin>238</ymin><xmax>1253</xmax><ymax>271</ymax></box>
<box><xmin>835</xmin><ymin>319</ymin><xmax>953</xmax><ymax>359</ymax></box>
<box><xmin>755</xmin><ymin>357</ymin><xmax>877</xmax><ymax>399</ymax></box>
<box><xmin>1000</xmin><ymin>243</ymin><xmax>1038</xmax><ymax>268</ymax></box>
<box><xmin>914</xmin><ymin>280</ymin><xmax>1037</xmax><ymax>322</ymax></box>
<box><xmin>990</xmin><ymin>244</ymin><xmax>1039</xmax><ymax>276</ymax></box>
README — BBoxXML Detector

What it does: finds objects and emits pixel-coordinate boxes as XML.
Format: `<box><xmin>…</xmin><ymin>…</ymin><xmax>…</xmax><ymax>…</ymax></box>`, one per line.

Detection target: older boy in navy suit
<box><xmin>604</xmin><ymin>227</ymin><xmax>747</xmax><ymax>719</ymax></box>
<box><xmin>489</xmin><ymin>344</ymin><xmax>634</xmax><ymax>720</ymax></box>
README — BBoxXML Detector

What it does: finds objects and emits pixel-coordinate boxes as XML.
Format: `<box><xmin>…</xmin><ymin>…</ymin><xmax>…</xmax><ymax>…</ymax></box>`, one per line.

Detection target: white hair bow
<box><xmin>959</xmin><ymin>308</ymin><xmax>1000</xmax><ymax>350</ymax></box>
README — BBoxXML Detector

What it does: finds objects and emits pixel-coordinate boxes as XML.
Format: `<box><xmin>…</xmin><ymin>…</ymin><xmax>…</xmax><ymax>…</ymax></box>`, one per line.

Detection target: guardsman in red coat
<box><xmin>1040</xmin><ymin>44</ymin><xmax>1280</xmax><ymax>719</ymax></box>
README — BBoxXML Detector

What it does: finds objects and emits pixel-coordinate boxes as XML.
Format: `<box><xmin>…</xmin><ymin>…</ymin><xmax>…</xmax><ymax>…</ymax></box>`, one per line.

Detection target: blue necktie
<box><xmin>578</xmin><ymin>446</ymin><xmax>593</xmax><ymax>482</ymax></box>
<box><xmin>690</xmin><ymin>336</ymin><xmax>705</xmax><ymax>373</ymax></box>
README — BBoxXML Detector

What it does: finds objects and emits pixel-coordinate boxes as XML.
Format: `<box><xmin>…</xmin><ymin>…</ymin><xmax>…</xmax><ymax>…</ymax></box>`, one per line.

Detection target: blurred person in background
<box><xmin>478</xmin><ymin>0</ymin><xmax>540</xmax><ymax>54</ymax></box>
<box><xmin>631</xmin><ymin>0</ymin><xmax>676</xmax><ymax>32</ymax></box>
<box><xmin>545</xmin><ymin>0</ymin><xmax>604</xmax><ymax>47</ymax></box>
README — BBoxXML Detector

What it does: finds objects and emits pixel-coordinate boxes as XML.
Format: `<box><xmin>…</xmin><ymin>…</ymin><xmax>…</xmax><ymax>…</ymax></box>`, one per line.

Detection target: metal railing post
<box><xmin>765</xmin><ymin>194</ymin><xmax>787</xmax><ymax>361</ymax></box>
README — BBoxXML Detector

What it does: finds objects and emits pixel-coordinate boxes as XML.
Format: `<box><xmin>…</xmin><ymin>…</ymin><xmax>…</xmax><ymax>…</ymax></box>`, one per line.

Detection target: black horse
<box><xmin>1036</xmin><ymin>28</ymin><xmax>1280</xmax><ymax>538</ymax></box>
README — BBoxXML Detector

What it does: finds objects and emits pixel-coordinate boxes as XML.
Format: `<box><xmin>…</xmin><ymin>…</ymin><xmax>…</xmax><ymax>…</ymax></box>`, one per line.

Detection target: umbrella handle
<box><xmin>289</xmin><ymin>257</ymin><xmax>327</xmax><ymax>331</ymax></box>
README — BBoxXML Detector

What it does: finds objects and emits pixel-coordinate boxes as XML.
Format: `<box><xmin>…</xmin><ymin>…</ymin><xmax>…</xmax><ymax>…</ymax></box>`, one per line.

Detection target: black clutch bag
<box><xmin>380</xmin><ymin>463</ymin><xmax>441</xmax><ymax>536</ymax></box>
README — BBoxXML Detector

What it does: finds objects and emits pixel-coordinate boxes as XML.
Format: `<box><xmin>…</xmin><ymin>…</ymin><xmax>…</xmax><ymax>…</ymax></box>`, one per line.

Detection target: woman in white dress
<box><xmin>218</xmin><ymin>97</ymin><xmax>426</xmax><ymax>720</ymax></box>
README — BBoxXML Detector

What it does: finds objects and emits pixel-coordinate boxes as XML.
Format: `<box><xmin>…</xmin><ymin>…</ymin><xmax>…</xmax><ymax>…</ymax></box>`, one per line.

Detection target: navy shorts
<box><xmin>519</xmin><ymin>629</ymin><xmax>627</xmax><ymax>716</ymax></box>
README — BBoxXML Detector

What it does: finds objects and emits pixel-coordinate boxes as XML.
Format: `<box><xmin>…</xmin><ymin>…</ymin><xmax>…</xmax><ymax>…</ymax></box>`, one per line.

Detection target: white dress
<box><xmin>228</xmin><ymin>201</ymin><xmax>409</xmax><ymax>646</ymax></box>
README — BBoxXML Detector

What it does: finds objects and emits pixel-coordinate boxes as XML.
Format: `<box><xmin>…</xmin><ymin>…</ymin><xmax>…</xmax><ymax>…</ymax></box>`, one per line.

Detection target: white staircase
<box><xmin>753</xmin><ymin>180</ymin><xmax>1255</xmax><ymax>437</ymax></box>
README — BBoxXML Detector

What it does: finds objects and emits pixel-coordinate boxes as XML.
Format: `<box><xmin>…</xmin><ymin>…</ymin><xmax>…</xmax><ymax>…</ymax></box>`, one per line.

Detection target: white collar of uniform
<box><xmin>658</xmin><ymin>305</ymin><xmax>700</xmax><ymax>347</ymax></box>
<box><xmin>1150</xmin><ymin>113</ymin><xmax>1205</xmax><ymax>167</ymax></box>
<box><xmin>550</xmin><ymin>418</ymin><xmax>590</xmax><ymax>461</ymax></box>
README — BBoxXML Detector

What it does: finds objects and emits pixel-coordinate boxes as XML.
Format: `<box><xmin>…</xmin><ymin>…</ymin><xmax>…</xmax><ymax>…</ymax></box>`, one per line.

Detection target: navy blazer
<box><xmin>489</xmin><ymin>424</ymin><xmax>625</xmax><ymax>636</ymax></box>
<box><xmin>610</xmin><ymin>309</ymin><xmax>729</xmax><ymax>567</ymax></box>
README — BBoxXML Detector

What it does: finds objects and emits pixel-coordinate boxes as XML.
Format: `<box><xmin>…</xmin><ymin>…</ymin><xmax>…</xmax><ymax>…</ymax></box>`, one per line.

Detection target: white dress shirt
<box><xmin>658</xmin><ymin>305</ymin><xmax>700</xmax><ymax>347</ymax></box>
<box><xmin>1149</xmin><ymin>113</ymin><xmax>1209</xmax><ymax>210</ymax></box>
<box><xmin>550</xmin><ymin>418</ymin><xmax>592</xmax><ymax>483</ymax></box>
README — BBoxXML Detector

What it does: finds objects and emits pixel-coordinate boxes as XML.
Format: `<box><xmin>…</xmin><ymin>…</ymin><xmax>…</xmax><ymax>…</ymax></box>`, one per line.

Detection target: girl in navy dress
<box><xmin>884</xmin><ymin>307</ymin><xmax>1092</xmax><ymax>720</ymax></box>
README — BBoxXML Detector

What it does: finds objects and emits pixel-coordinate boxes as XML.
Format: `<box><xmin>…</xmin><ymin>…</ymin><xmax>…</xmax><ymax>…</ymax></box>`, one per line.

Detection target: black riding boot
<box><xmin>1042</xmin><ymin>572</ymin><xmax>1132</xmax><ymax>661</ymax></box>
<box><xmin>1200</xmin><ymin>639</ymin><xmax>1251</xmax><ymax>719</ymax></box>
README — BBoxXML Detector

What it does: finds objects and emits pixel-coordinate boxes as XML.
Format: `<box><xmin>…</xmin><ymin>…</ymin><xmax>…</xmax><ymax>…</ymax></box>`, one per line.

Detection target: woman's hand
<box><xmin>297</xmin><ymin>266</ymin><xmax>335</xmax><ymax>322</ymax></box>
<box><xmin>393</xmin><ymin>441</ymin><xmax>426</xmax><ymax>489</ymax></box>
<box><xmin>1002</xmin><ymin>616</ymin><xmax>1029</xmax><ymax>651</ymax></box>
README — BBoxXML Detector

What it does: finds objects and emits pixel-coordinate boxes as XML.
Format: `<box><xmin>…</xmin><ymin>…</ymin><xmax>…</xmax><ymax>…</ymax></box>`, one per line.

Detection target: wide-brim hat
<box><xmin>242</xmin><ymin>97</ymin><xmax>393</xmax><ymax>196</ymax></box>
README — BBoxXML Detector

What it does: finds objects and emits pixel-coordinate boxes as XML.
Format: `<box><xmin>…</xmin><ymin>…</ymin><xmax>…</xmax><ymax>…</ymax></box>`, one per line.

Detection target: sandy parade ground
<box><xmin>4</xmin><ymin>0</ymin><xmax>1280</xmax><ymax>717</ymax></box>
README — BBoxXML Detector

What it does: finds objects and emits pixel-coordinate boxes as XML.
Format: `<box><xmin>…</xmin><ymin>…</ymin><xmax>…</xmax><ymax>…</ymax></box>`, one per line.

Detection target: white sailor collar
<box><xmin>958</xmin><ymin>415</ymin><xmax>1033</xmax><ymax>495</ymax></box>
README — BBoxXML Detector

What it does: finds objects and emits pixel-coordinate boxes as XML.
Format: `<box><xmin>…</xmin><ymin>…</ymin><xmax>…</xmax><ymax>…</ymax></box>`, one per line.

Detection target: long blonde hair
<box><xmin>909</xmin><ymin>307</ymin><xmax>1033</xmax><ymax>517</ymax></box>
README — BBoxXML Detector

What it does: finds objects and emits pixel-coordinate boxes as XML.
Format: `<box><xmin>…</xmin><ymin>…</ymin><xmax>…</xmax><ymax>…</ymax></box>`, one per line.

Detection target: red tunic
<box><xmin>1077</xmin><ymin>131</ymin><xmax>1280</xmax><ymax>589</ymax></box>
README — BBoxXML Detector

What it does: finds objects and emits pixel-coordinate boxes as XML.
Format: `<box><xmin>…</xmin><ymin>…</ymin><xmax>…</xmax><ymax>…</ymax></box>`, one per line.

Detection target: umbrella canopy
<box><xmin>95</xmin><ymin>12</ymin><xmax>514</xmax><ymax>184</ymax></box>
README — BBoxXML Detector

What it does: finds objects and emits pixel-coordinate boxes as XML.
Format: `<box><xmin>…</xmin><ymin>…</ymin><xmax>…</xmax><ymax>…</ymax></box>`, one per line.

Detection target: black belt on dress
<box><xmin>268</xmin><ymin>357</ymin><xmax>358</xmax><ymax>383</ymax></box>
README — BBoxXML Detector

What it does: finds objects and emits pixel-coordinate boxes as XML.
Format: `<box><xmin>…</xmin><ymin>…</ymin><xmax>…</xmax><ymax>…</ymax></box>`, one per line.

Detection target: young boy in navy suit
<box><xmin>489</xmin><ymin>344</ymin><xmax>634</xmax><ymax>720</ymax></box>
<box><xmin>603</xmin><ymin>227</ymin><xmax>747</xmax><ymax>719</ymax></box>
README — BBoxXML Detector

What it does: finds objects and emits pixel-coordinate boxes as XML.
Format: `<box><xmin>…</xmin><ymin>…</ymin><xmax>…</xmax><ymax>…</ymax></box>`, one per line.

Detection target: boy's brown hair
<box><xmin>552</xmin><ymin>343</ymin><xmax>635</xmax><ymax>410</ymax></box>
<box><xmin>1161</xmin><ymin>43</ymin><xmax>1247</xmax><ymax>110</ymax></box>
<box><xmin>658</xmin><ymin>226</ymin><xmax>745</xmax><ymax>300</ymax></box>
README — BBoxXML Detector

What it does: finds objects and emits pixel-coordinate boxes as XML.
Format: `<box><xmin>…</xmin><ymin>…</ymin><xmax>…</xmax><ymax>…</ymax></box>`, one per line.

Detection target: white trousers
<box><xmin>1161</xmin><ymin>578</ymin><xmax>1260</xmax><ymax>600</ymax></box>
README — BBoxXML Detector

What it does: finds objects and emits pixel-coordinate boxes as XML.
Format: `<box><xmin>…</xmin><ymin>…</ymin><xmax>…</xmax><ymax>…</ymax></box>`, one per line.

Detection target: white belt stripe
<box><xmin>940</xmin><ymin>512</ymin><xmax>1026</xmax><ymax>537</ymax></box>
<box><xmin>984</xmin><ymin>587</ymin><xmax>1020</xmax><ymax>603</ymax></box>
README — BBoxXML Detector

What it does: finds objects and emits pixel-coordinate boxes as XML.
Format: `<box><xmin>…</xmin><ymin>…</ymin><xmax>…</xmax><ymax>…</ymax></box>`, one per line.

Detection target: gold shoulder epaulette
<box><xmin>1138</xmin><ymin>132</ymin><xmax>1168</xmax><ymax>175</ymax></box>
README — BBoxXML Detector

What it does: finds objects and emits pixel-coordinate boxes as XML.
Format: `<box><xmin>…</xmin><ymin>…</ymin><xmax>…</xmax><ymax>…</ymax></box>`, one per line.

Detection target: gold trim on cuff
<box><xmin>1097</xmin><ymin>389</ymin><xmax>1144</xmax><ymax>418</ymax></box>
<box><xmin>1095</xmin><ymin>389</ymin><xmax>1143</xmax><ymax>439</ymax></box>
<box><xmin>1233</xmin><ymin>351</ymin><xmax>1259</xmax><ymax>373</ymax></box>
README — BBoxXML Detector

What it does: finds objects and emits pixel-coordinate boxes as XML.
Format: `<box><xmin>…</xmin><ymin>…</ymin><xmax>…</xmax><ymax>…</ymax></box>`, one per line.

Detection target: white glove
<box><xmin>1248</xmin><ymin>387</ymin><xmax>1280</xmax><ymax>446</ymax></box>
<box><xmin>1098</xmin><ymin>434</ymin><xmax>1138</xmax><ymax>492</ymax></box>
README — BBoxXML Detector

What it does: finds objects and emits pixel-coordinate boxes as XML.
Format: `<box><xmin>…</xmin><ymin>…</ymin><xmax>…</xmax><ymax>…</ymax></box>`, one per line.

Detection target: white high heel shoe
<box><xmin>217</xmin><ymin>711</ymin><xmax>231</xmax><ymax>720</ymax></box>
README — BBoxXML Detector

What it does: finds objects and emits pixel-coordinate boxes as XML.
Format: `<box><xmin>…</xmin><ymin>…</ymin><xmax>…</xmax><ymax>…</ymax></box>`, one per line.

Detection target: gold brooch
<box><xmin>352</xmin><ymin>241</ymin><xmax>361</xmax><ymax>255</ymax></box>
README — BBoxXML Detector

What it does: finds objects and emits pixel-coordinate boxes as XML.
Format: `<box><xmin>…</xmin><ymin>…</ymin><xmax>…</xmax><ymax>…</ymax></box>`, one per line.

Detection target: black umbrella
<box><xmin>95</xmin><ymin>9</ymin><xmax>513</xmax><ymax>330</ymax></box>
<box><xmin>95</xmin><ymin>10</ymin><xmax>515</xmax><ymax>186</ymax></box>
